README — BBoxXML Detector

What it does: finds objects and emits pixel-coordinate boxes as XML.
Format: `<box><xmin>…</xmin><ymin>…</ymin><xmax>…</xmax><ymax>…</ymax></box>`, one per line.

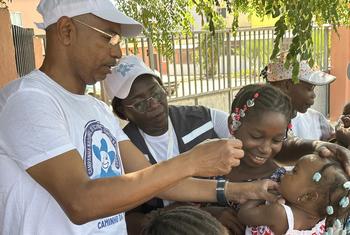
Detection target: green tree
<box><xmin>115</xmin><ymin>0</ymin><xmax>195</xmax><ymax>58</ymax></box>
<box><xmin>115</xmin><ymin>0</ymin><xmax>350</xmax><ymax>81</ymax></box>
<box><xmin>0</xmin><ymin>0</ymin><xmax>9</xmax><ymax>8</ymax></box>
<box><xmin>198</xmin><ymin>17</ymin><xmax>226</xmax><ymax>76</ymax></box>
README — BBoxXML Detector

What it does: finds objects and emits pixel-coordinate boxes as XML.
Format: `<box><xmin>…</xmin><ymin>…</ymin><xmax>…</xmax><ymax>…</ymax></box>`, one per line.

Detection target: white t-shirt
<box><xmin>0</xmin><ymin>70</ymin><xmax>129</xmax><ymax>235</ymax></box>
<box><xmin>291</xmin><ymin>109</ymin><xmax>334</xmax><ymax>141</ymax></box>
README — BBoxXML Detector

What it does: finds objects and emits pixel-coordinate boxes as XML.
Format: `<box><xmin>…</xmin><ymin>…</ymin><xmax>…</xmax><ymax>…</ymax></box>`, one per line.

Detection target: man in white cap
<box><xmin>0</xmin><ymin>0</ymin><xmax>281</xmax><ymax>234</ymax></box>
<box><xmin>264</xmin><ymin>54</ymin><xmax>336</xmax><ymax>141</ymax></box>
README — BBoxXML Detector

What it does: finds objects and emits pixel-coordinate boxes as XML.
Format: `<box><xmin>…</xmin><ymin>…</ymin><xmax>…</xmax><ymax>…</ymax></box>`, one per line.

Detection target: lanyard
<box><xmin>139</xmin><ymin>117</ymin><xmax>174</xmax><ymax>162</ymax></box>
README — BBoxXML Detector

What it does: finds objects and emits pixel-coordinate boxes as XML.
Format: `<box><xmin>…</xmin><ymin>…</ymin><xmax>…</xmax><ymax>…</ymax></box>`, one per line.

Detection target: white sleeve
<box><xmin>210</xmin><ymin>108</ymin><xmax>230</xmax><ymax>138</ymax></box>
<box><xmin>0</xmin><ymin>90</ymin><xmax>75</xmax><ymax>169</ymax></box>
<box><xmin>318</xmin><ymin>112</ymin><xmax>335</xmax><ymax>141</ymax></box>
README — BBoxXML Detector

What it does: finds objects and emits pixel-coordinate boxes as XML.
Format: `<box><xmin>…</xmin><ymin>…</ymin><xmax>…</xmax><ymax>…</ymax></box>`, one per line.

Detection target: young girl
<box><xmin>238</xmin><ymin>153</ymin><xmax>350</xmax><ymax>235</ymax></box>
<box><xmin>226</xmin><ymin>83</ymin><xmax>293</xmax><ymax>182</ymax></box>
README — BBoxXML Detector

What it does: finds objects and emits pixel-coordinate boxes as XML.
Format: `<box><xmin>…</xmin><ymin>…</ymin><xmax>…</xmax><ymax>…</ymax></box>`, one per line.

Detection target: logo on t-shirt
<box><xmin>83</xmin><ymin>120</ymin><xmax>122</xmax><ymax>179</ymax></box>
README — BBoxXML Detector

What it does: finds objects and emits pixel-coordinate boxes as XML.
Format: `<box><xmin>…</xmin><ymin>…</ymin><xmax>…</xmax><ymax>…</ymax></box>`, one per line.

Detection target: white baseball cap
<box><xmin>36</xmin><ymin>0</ymin><xmax>143</xmax><ymax>37</ymax></box>
<box><xmin>104</xmin><ymin>55</ymin><xmax>160</xmax><ymax>99</ymax></box>
<box><xmin>266</xmin><ymin>55</ymin><xmax>336</xmax><ymax>85</ymax></box>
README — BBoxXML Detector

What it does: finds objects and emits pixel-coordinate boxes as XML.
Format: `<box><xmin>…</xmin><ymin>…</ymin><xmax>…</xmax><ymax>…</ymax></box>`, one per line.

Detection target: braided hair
<box><xmin>140</xmin><ymin>206</ymin><xmax>228</xmax><ymax>235</ymax></box>
<box><xmin>311</xmin><ymin>161</ymin><xmax>350</xmax><ymax>231</ymax></box>
<box><xmin>230</xmin><ymin>84</ymin><xmax>293</xmax><ymax>132</ymax></box>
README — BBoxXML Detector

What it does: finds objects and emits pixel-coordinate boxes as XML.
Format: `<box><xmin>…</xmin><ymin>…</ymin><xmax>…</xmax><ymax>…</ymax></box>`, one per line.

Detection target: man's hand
<box><xmin>184</xmin><ymin>139</ymin><xmax>244</xmax><ymax>177</ymax></box>
<box><xmin>226</xmin><ymin>179</ymin><xmax>280</xmax><ymax>204</ymax></box>
<box><xmin>314</xmin><ymin>141</ymin><xmax>350</xmax><ymax>176</ymax></box>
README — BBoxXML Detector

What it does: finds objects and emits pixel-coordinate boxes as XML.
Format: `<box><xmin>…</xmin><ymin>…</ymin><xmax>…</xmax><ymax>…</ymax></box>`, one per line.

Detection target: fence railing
<box><xmin>92</xmin><ymin>26</ymin><xmax>331</xmax><ymax>103</ymax></box>
<box><xmin>11</xmin><ymin>25</ymin><xmax>36</xmax><ymax>77</ymax></box>
<box><xmin>29</xmin><ymin>26</ymin><xmax>328</xmax><ymax>105</ymax></box>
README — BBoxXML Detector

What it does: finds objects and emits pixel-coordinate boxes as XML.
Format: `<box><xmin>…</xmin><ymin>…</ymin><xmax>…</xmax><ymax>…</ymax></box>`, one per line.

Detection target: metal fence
<box><xmin>11</xmin><ymin>25</ymin><xmax>36</xmax><ymax>77</ymax></box>
<box><xmin>100</xmin><ymin>26</ymin><xmax>330</xmax><ymax>103</ymax></box>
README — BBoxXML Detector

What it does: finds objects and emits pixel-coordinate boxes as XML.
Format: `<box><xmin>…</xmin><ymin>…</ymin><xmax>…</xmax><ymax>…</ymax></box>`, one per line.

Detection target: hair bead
<box><xmin>326</xmin><ymin>206</ymin><xmax>334</xmax><ymax>215</ymax></box>
<box><xmin>312</xmin><ymin>172</ymin><xmax>322</xmax><ymax>182</ymax></box>
<box><xmin>339</xmin><ymin>196</ymin><xmax>349</xmax><ymax>208</ymax></box>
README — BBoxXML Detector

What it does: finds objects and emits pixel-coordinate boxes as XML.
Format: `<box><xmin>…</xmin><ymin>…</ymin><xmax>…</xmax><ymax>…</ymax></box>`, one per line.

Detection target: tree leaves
<box><xmin>114</xmin><ymin>0</ymin><xmax>350</xmax><ymax>81</ymax></box>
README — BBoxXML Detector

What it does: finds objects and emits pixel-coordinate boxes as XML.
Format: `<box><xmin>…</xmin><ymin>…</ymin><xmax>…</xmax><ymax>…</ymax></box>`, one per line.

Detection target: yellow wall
<box><xmin>7</xmin><ymin>0</ymin><xmax>44</xmax><ymax>35</ymax></box>
<box><xmin>250</xmin><ymin>15</ymin><xmax>277</xmax><ymax>28</ymax></box>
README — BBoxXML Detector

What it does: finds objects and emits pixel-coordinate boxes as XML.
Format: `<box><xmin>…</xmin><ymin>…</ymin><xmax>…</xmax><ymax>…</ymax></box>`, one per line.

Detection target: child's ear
<box><xmin>297</xmin><ymin>191</ymin><xmax>319</xmax><ymax>203</ymax></box>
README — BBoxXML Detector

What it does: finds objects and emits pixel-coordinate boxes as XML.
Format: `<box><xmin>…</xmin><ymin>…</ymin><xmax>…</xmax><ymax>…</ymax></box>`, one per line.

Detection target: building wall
<box><xmin>7</xmin><ymin>0</ymin><xmax>44</xmax><ymax>35</ymax></box>
<box><xmin>329</xmin><ymin>27</ymin><xmax>350</xmax><ymax>121</ymax></box>
<box><xmin>0</xmin><ymin>8</ymin><xmax>17</xmax><ymax>88</ymax></box>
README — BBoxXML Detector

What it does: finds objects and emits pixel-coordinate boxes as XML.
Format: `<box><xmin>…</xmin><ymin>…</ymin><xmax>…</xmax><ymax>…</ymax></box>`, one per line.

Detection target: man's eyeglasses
<box><xmin>72</xmin><ymin>18</ymin><xmax>122</xmax><ymax>47</ymax></box>
<box><xmin>125</xmin><ymin>86</ymin><xmax>167</xmax><ymax>113</ymax></box>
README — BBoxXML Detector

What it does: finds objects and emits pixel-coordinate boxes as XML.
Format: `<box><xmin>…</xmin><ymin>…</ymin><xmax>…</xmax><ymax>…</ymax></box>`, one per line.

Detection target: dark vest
<box><xmin>123</xmin><ymin>105</ymin><xmax>219</xmax><ymax>212</ymax></box>
<box><xmin>123</xmin><ymin>105</ymin><xmax>219</xmax><ymax>164</ymax></box>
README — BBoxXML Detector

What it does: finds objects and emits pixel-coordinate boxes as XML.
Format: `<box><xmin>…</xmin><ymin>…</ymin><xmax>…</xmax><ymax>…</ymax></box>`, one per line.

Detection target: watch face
<box><xmin>347</xmin><ymin>63</ymin><xmax>350</xmax><ymax>80</ymax></box>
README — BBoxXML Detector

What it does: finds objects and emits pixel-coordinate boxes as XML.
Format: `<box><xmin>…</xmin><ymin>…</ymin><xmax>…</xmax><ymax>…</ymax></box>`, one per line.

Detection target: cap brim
<box><xmin>105</xmin><ymin>66</ymin><xmax>160</xmax><ymax>100</ymax></box>
<box><xmin>35</xmin><ymin>1</ymin><xmax>143</xmax><ymax>37</ymax></box>
<box><xmin>92</xmin><ymin>4</ymin><xmax>143</xmax><ymax>37</ymax></box>
<box><xmin>301</xmin><ymin>71</ymin><xmax>336</xmax><ymax>86</ymax></box>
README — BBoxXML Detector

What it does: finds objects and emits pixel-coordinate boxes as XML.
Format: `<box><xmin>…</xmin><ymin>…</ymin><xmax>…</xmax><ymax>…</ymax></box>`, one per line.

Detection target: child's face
<box><xmin>280</xmin><ymin>154</ymin><xmax>325</xmax><ymax>203</ymax></box>
<box><xmin>232</xmin><ymin>111</ymin><xmax>288</xmax><ymax>167</ymax></box>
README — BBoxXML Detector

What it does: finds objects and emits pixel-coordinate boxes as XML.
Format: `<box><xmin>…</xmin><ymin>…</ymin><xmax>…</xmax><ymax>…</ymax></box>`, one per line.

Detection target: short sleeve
<box><xmin>318</xmin><ymin>112</ymin><xmax>335</xmax><ymax>141</ymax></box>
<box><xmin>210</xmin><ymin>108</ymin><xmax>230</xmax><ymax>138</ymax></box>
<box><xmin>0</xmin><ymin>90</ymin><xmax>75</xmax><ymax>169</ymax></box>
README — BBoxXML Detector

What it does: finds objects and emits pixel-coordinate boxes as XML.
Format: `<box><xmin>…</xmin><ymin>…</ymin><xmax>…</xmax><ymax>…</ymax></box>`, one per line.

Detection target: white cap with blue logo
<box><xmin>104</xmin><ymin>55</ymin><xmax>160</xmax><ymax>99</ymax></box>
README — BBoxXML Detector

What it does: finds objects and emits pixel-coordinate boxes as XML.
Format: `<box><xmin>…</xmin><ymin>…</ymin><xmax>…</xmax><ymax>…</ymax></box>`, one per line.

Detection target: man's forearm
<box><xmin>157</xmin><ymin>177</ymin><xmax>217</xmax><ymax>202</ymax></box>
<box><xmin>78</xmin><ymin>153</ymin><xmax>195</xmax><ymax>222</ymax></box>
<box><xmin>27</xmin><ymin>150</ymin><xmax>194</xmax><ymax>225</ymax></box>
